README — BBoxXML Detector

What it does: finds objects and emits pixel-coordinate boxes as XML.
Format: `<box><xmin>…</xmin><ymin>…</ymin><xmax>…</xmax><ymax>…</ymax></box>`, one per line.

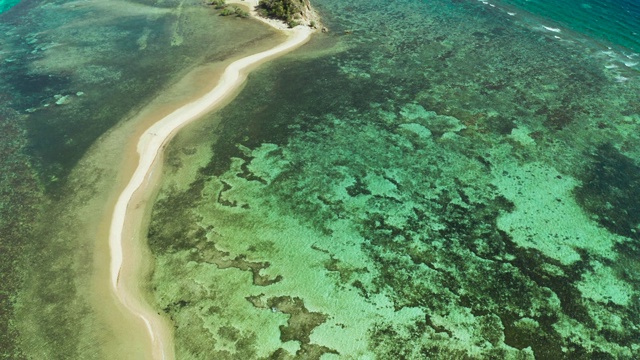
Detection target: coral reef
<box><xmin>145</xmin><ymin>0</ymin><xmax>640</xmax><ymax>357</ymax></box>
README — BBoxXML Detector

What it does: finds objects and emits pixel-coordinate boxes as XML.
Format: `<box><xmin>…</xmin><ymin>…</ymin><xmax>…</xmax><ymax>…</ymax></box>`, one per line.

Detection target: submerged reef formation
<box><xmin>146</xmin><ymin>0</ymin><xmax>640</xmax><ymax>358</ymax></box>
<box><xmin>0</xmin><ymin>102</ymin><xmax>41</xmax><ymax>359</ymax></box>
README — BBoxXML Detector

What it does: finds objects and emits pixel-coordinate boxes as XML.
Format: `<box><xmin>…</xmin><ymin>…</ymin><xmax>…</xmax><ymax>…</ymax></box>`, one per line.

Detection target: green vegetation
<box><xmin>208</xmin><ymin>0</ymin><xmax>226</xmax><ymax>9</ymax></box>
<box><xmin>218</xmin><ymin>4</ymin><xmax>249</xmax><ymax>18</ymax></box>
<box><xmin>257</xmin><ymin>0</ymin><xmax>309</xmax><ymax>24</ymax></box>
<box><xmin>234</xmin><ymin>6</ymin><xmax>250</xmax><ymax>18</ymax></box>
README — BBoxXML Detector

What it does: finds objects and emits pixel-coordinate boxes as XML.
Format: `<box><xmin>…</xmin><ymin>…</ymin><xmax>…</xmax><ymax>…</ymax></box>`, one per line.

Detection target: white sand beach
<box><xmin>107</xmin><ymin>21</ymin><xmax>313</xmax><ymax>360</ymax></box>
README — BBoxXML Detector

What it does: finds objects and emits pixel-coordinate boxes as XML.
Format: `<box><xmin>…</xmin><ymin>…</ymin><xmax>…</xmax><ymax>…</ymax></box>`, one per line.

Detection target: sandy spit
<box><xmin>108</xmin><ymin>24</ymin><xmax>313</xmax><ymax>360</ymax></box>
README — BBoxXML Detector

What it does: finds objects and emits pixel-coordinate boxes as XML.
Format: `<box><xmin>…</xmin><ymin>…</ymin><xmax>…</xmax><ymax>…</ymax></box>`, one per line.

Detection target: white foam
<box><xmin>543</xmin><ymin>26</ymin><xmax>561</xmax><ymax>33</ymax></box>
<box><xmin>615</xmin><ymin>75</ymin><xmax>629</xmax><ymax>82</ymax></box>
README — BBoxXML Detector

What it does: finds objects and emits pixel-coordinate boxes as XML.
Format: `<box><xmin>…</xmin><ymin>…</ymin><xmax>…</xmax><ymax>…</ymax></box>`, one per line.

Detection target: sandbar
<box><xmin>107</xmin><ymin>18</ymin><xmax>313</xmax><ymax>360</ymax></box>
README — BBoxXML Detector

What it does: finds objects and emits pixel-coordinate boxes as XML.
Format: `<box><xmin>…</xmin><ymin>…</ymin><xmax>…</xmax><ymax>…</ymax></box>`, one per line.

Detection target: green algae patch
<box><xmin>574</xmin><ymin>143</ymin><xmax>640</xmax><ymax>240</ymax></box>
<box><xmin>0</xmin><ymin>105</ymin><xmax>42</xmax><ymax>360</ymax></box>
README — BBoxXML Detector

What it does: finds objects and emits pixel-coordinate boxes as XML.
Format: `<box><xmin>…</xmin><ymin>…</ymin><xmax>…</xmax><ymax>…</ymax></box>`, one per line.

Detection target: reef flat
<box><xmin>147</xmin><ymin>0</ymin><xmax>640</xmax><ymax>358</ymax></box>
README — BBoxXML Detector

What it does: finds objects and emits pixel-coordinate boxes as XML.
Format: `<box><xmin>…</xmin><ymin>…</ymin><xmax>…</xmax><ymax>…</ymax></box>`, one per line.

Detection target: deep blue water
<box><xmin>495</xmin><ymin>0</ymin><xmax>640</xmax><ymax>53</ymax></box>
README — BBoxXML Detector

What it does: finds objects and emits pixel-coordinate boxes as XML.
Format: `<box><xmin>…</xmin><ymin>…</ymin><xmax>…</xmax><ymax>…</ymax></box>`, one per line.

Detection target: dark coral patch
<box><xmin>574</xmin><ymin>143</ymin><xmax>640</xmax><ymax>240</ymax></box>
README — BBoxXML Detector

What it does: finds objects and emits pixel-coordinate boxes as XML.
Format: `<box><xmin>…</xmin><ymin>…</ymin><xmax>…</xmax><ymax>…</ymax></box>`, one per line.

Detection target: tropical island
<box><xmin>257</xmin><ymin>0</ymin><xmax>318</xmax><ymax>28</ymax></box>
<box><xmin>210</xmin><ymin>0</ymin><xmax>321</xmax><ymax>28</ymax></box>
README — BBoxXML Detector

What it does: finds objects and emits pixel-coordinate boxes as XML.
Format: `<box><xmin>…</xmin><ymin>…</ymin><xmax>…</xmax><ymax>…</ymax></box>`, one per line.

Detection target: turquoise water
<box><xmin>495</xmin><ymin>0</ymin><xmax>640</xmax><ymax>53</ymax></box>
<box><xmin>0</xmin><ymin>0</ymin><xmax>19</xmax><ymax>13</ymax></box>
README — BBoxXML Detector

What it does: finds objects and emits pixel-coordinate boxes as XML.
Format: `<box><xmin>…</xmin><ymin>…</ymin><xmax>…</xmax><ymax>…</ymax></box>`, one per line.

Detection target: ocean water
<box><xmin>148</xmin><ymin>0</ymin><xmax>640</xmax><ymax>358</ymax></box>
<box><xmin>1</xmin><ymin>0</ymin><xmax>639</xmax><ymax>358</ymax></box>
<box><xmin>495</xmin><ymin>0</ymin><xmax>640</xmax><ymax>53</ymax></box>
<box><xmin>0</xmin><ymin>0</ymin><xmax>20</xmax><ymax>14</ymax></box>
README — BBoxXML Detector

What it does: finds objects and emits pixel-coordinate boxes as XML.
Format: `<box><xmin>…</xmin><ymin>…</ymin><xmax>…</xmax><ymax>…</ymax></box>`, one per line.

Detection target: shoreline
<box><xmin>107</xmin><ymin>16</ymin><xmax>313</xmax><ymax>360</ymax></box>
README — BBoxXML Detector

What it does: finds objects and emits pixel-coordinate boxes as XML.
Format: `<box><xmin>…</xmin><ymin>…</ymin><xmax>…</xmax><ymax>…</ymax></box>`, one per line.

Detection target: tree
<box><xmin>257</xmin><ymin>0</ymin><xmax>307</xmax><ymax>22</ymax></box>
